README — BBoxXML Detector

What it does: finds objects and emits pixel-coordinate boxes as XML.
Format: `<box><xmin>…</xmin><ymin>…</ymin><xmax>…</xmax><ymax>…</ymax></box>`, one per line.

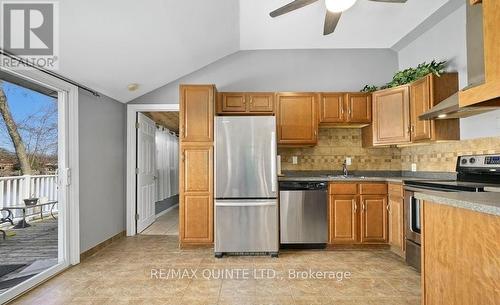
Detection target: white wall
<box><xmin>79</xmin><ymin>90</ymin><xmax>126</xmax><ymax>252</ymax></box>
<box><xmin>129</xmin><ymin>49</ymin><xmax>398</xmax><ymax>104</ymax></box>
<box><xmin>397</xmin><ymin>4</ymin><xmax>500</xmax><ymax>139</ymax></box>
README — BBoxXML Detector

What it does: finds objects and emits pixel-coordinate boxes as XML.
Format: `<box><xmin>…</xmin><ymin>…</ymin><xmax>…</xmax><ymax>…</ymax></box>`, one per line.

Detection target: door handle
<box><xmin>353</xmin><ymin>201</ymin><xmax>357</xmax><ymax>213</ymax></box>
<box><xmin>270</xmin><ymin>131</ymin><xmax>277</xmax><ymax>193</ymax></box>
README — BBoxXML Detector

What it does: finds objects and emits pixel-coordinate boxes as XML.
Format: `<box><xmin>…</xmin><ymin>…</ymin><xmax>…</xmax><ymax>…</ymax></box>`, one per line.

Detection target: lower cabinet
<box><xmin>328</xmin><ymin>183</ymin><xmax>388</xmax><ymax>245</ymax></box>
<box><xmin>179</xmin><ymin>144</ymin><xmax>214</xmax><ymax>244</ymax></box>
<box><xmin>360</xmin><ymin>195</ymin><xmax>388</xmax><ymax>243</ymax></box>
<box><xmin>422</xmin><ymin>201</ymin><xmax>500</xmax><ymax>305</ymax></box>
<box><xmin>329</xmin><ymin>195</ymin><xmax>358</xmax><ymax>244</ymax></box>
<box><xmin>388</xmin><ymin>189</ymin><xmax>405</xmax><ymax>256</ymax></box>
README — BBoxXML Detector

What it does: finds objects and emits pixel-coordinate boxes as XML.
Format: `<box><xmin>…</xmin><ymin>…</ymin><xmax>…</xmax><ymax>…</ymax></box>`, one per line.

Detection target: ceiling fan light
<box><xmin>325</xmin><ymin>0</ymin><xmax>357</xmax><ymax>12</ymax></box>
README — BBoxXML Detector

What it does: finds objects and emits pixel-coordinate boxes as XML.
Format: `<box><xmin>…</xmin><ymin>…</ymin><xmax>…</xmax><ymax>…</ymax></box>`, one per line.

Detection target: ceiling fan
<box><xmin>270</xmin><ymin>0</ymin><xmax>407</xmax><ymax>35</ymax></box>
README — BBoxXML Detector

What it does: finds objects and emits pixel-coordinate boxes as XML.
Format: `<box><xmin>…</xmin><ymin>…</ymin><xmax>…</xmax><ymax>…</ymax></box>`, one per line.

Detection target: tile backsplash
<box><xmin>278</xmin><ymin>129</ymin><xmax>401</xmax><ymax>171</ymax></box>
<box><xmin>278</xmin><ymin>128</ymin><xmax>500</xmax><ymax>173</ymax></box>
<box><xmin>400</xmin><ymin>136</ymin><xmax>500</xmax><ymax>172</ymax></box>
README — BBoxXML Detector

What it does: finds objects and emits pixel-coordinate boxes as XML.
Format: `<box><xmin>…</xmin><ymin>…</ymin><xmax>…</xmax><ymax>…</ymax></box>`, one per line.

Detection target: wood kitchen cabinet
<box><xmin>276</xmin><ymin>93</ymin><xmax>318</xmax><ymax>146</ymax></box>
<box><xmin>346</xmin><ymin>93</ymin><xmax>372</xmax><ymax>123</ymax></box>
<box><xmin>362</xmin><ymin>73</ymin><xmax>459</xmax><ymax>147</ymax></box>
<box><xmin>328</xmin><ymin>182</ymin><xmax>388</xmax><ymax>245</ymax></box>
<box><xmin>329</xmin><ymin>195</ymin><xmax>358</xmax><ymax>244</ymax></box>
<box><xmin>217</xmin><ymin>92</ymin><xmax>275</xmax><ymax>115</ymax></box>
<box><xmin>179</xmin><ymin>144</ymin><xmax>213</xmax><ymax>243</ymax></box>
<box><xmin>180</xmin><ymin>85</ymin><xmax>215</xmax><ymax>142</ymax></box>
<box><xmin>320</xmin><ymin>93</ymin><xmax>345</xmax><ymax>124</ymax></box>
<box><xmin>320</xmin><ymin>93</ymin><xmax>371</xmax><ymax>125</ymax></box>
<box><xmin>460</xmin><ymin>0</ymin><xmax>500</xmax><ymax>107</ymax></box>
<box><xmin>369</xmin><ymin>86</ymin><xmax>411</xmax><ymax>145</ymax></box>
<box><xmin>388</xmin><ymin>183</ymin><xmax>405</xmax><ymax>256</ymax></box>
<box><xmin>179</xmin><ymin>84</ymin><xmax>215</xmax><ymax>246</ymax></box>
<box><xmin>422</xmin><ymin>200</ymin><xmax>500</xmax><ymax>305</ymax></box>
<box><xmin>409</xmin><ymin>74</ymin><xmax>460</xmax><ymax>142</ymax></box>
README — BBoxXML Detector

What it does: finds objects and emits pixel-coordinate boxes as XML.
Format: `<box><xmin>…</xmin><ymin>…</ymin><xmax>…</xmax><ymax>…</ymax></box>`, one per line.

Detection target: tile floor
<box><xmin>9</xmin><ymin>235</ymin><xmax>420</xmax><ymax>305</ymax></box>
<box><xmin>141</xmin><ymin>206</ymin><xmax>179</xmax><ymax>236</ymax></box>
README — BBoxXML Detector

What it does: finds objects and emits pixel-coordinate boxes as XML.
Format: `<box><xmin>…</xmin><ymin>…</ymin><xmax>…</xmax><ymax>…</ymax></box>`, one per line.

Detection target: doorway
<box><xmin>137</xmin><ymin>111</ymin><xmax>179</xmax><ymax>236</ymax></box>
<box><xmin>126</xmin><ymin>104</ymin><xmax>180</xmax><ymax>237</ymax></box>
<box><xmin>0</xmin><ymin>67</ymin><xmax>79</xmax><ymax>303</ymax></box>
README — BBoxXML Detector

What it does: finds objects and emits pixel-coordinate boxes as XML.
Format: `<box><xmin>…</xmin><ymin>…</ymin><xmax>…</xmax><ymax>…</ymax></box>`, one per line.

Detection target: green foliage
<box><xmin>360</xmin><ymin>85</ymin><xmax>378</xmax><ymax>93</ymax></box>
<box><xmin>360</xmin><ymin>60</ymin><xmax>447</xmax><ymax>92</ymax></box>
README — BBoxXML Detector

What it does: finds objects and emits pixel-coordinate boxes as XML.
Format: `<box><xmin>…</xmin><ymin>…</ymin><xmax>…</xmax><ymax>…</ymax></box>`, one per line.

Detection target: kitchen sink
<box><xmin>324</xmin><ymin>175</ymin><xmax>367</xmax><ymax>179</ymax></box>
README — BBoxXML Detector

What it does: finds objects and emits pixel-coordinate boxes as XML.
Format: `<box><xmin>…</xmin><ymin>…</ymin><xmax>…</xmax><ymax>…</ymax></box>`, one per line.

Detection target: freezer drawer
<box><xmin>280</xmin><ymin>190</ymin><xmax>328</xmax><ymax>244</ymax></box>
<box><xmin>215</xmin><ymin>200</ymin><xmax>279</xmax><ymax>253</ymax></box>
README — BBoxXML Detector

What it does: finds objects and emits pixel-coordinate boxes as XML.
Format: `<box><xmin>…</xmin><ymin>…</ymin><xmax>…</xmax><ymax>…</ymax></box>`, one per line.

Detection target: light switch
<box><xmin>292</xmin><ymin>156</ymin><xmax>298</xmax><ymax>165</ymax></box>
<box><xmin>346</xmin><ymin>157</ymin><xmax>352</xmax><ymax>166</ymax></box>
<box><xmin>411</xmin><ymin>163</ymin><xmax>417</xmax><ymax>172</ymax></box>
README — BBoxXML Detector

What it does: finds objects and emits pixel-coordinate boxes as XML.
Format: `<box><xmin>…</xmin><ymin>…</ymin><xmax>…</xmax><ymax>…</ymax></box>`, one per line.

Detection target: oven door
<box><xmin>404</xmin><ymin>190</ymin><xmax>421</xmax><ymax>245</ymax></box>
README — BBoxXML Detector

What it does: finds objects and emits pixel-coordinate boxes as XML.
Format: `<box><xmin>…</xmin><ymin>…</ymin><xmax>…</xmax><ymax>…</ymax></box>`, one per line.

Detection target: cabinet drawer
<box><xmin>359</xmin><ymin>183</ymin><xmax>387</xmax><ymax>195</ymax></box>
<box><xmin>388</xmin><ymin>183</ymin><xmax>403</xmax><ymax>197</ymax></box>
<box><xmin>329</xmin><ymin>183</ymin><xmax>357</xmax><ymax>195</ymax></box>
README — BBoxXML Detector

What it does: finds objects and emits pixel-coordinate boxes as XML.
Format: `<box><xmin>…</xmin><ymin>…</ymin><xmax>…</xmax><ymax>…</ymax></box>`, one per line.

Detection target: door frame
<box><xmin>0</xmin><ymin>66</ymin><xmax>80</xmax><ymax>303</ymax></box>
<box><xmin>126</xmin><ymin>103</ymin><xmax>179</xmax><ymax>236</ymax></box>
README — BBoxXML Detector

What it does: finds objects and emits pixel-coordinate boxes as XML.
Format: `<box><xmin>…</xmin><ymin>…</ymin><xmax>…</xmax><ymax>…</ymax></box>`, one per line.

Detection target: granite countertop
<box><xmin>278</xmin><ymin>171</ymin><xmax>455</xmax><ymax>183</ymax></box>
<box><xmin>278</xmin><ymin>175</ymin><xmax>409</xmax><ymax>183</ymax></box>
<box><xmin>415</xmin><ymin>191</ymin><xmax>500</xmax><ymax>217</ymax></box>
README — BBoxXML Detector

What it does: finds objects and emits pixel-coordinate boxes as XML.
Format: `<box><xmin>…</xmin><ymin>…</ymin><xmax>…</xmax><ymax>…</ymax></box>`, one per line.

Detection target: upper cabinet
<box><xmin>460</xmin><ymin>0</ymin><xmax>500</xmax><ymax>107</ymax></box>
<box><xmin>320</xmin><ymin>93</ymin><xmax>345</xmax><ymax>124</ymax></box>
<box><xmin>276</xmin><ymin>93</ymin><xmax>318</xmax><ymax>146</ymax></box>
<box><xmin>180</xmin><ymin>85</ymin><xmax>215</xmax><ymax>142</ymax></box>
<box><xmin>217</xmin><ymin>92</ymin><xmax>274</xmax><ymax>115</ymax></box>
<box><xmin>320</xmin><ymin>93</ymin><xmax>371</xmax><ymax>125</ymax></box>
<box><xmin>346</xmin><ymin>93</ymin><xmax>372</xmax><ymax>123</ymax></box>
<box><xmin>363</xmin><ymin>73</ymin><xmax>460</xmax><ymax>147</ymax></box>
<box><xmin>370</xmin><ymin>86</ymin><xmax>411</xmax><ymax>145</ymax></box>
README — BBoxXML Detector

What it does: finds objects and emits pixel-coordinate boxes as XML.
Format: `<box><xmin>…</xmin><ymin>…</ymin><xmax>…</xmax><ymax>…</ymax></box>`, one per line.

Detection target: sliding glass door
<box><xmin>0</xmin><ymin>68</ymin><xmax>77</xmax><ymax>304</ymax></box>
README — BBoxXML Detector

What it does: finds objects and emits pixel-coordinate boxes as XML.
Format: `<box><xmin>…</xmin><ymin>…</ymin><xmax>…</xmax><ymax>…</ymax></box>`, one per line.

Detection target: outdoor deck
<box><xmin>1</xmin><ymin>218</ymin><xmax>58</xmax><ymax>265</ymax></box>
<box><xmin>0</xmin><ymin>218</ymin><xmax>58</xmax><ymax>292</ymax></box>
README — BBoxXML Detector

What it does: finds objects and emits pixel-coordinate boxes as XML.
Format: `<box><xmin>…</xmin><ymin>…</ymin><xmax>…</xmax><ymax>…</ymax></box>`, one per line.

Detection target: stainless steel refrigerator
<box><xmin>214</xmin><ymin>116</ymin><xmax>279</xmax><ymax>257</ymax></box>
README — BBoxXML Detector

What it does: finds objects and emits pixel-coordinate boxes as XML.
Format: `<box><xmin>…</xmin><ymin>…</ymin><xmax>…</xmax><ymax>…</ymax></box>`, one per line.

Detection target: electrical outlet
<box><xmin>411</xmin><ymin>163</ymin><xmax>417</xmax><ymax>172</ymax></box>
<box><xmin>346</xmin><ymin>157</ymin><xmax>352</xmax><ymax>166</ymax></box>
<box><xmin>292</xmin><ymin>156</ymin><xmax>298</xmax><ymax>165</ymax></box>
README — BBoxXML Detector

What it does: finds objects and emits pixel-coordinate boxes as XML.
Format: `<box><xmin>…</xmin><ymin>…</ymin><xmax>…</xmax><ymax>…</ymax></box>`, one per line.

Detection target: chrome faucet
<box><xmin>342</xmin><ymin>161</ymin><xmax>348</xmax><ymax>177</ymax></box>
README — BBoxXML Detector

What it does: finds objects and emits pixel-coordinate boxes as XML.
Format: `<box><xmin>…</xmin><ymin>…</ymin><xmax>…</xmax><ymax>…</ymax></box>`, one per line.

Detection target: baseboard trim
<box><xmin>180</xmin><ymin>242</ymin><xmax>214</xmax><ymax>249</ymax></box>
<box><xmin>156</xmin><ymin>203</ymin><xmax>179</xmax><ymax>218</ymax></box>
<box><xmin>325</xmin><ymin>244</ymin><xmax>391</xmax><ymax>250</ymax></box>
<box><xmin>80</xmin><ymin>231</ymin><xmax>126</xmax><ymax>261</ymax></box>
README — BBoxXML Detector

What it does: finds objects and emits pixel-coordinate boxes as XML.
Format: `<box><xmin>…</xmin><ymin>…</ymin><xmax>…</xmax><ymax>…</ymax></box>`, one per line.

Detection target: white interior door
<box><xmin>137</xmin><ymin>113</ymin><xmax>156</xmax><ymax>233</ymax></box>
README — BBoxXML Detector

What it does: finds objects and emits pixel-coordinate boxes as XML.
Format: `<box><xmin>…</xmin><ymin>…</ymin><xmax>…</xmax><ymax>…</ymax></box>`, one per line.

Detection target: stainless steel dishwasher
<box><xmin>279</xmin><ymin>181</ymin><xmax>328</xmax><ymax>245</ymax></box>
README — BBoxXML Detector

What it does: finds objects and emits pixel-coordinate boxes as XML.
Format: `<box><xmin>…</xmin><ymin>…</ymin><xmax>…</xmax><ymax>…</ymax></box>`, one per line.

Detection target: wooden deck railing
<box><xmin>0</xmin><ymin>175</ymin><xmax>58</xmax><ymax>219</ymax></box>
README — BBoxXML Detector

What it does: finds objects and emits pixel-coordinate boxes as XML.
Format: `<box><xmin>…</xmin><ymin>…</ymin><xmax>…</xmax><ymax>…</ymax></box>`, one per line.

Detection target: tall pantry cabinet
<box><xmin>179</xmin><ymin>85</ymin><xmax>215</xmax><ymax>246</ymax></box>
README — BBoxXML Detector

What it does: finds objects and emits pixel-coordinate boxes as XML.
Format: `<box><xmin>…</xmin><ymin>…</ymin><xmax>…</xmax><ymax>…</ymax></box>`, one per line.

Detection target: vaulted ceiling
<box><xmin>54</xmin><ymin>0</ymin><xmax>455</xmax><ymax>102</ymax></box>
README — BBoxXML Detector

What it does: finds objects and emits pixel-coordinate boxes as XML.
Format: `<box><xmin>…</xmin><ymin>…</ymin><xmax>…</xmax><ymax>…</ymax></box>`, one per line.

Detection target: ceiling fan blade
<box><xmin>323</xmin><ymin>11</ymin><xmax>341</xmax><ymax>35</ymax></box>
<box><xmin>368</xmin><ymin>0</ymin><xmax>407</xmax><ymax>3</ymax></box>
<box><xmin>270</xmin><ymin>0</ymin><xmax>319</xmax><ymax>17</ymax></box>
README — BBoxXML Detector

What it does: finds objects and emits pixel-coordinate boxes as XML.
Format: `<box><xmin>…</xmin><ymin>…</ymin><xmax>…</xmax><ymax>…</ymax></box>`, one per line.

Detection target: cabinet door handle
<box><xmin>353</xmin><ymin>201</ymin><xmax>357</xmax><ymax>213</ymax></box>
<box><xmin>407</xmin><ymin>126</ymin><xmax>411</xmax><ymax>134</ymax></box>
<box><xmin>362</xmin><ymin>203</ymin><xmax>366</xmax><ymax>211</ymax></box>
<box><xmin>387</xmin><ymin>203</ymin><xmax>391</xmax><ymax>214</ymax></box>
<box><xmin>411</xmin><ymin>126</ymin><xmax>415</xmax><ymax>133</ymax></box>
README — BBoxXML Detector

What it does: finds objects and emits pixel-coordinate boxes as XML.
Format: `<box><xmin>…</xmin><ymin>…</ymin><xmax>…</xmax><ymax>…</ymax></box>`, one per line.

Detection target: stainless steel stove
<box><xmin>403</xmin><ymin>154</ymin><xmax>500</xmax><ymax>272</ymax></box>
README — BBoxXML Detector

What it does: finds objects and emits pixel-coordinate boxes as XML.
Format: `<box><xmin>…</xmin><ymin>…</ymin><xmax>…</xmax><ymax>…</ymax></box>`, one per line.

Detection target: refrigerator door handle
<box><xmin>271</xmin><ymin>131</ymin><xmax>277</xmax><ymax>193</ymax></box>
<box><xmin>216</xmin><ymin>200</ymin><xmax>277</xmax><ymax>207</ymax></box>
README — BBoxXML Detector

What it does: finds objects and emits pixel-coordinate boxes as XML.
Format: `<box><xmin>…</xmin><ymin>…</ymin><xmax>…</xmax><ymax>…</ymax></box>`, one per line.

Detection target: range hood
<box><xmin>420</xmin><ymin>3</ymin><xmax>499</xmax><ymax>120</ymax></box>
<box><xmin>420</xmin><ymin>86</ymin><xmax>498</xmax><ymax>120</ymax></box>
